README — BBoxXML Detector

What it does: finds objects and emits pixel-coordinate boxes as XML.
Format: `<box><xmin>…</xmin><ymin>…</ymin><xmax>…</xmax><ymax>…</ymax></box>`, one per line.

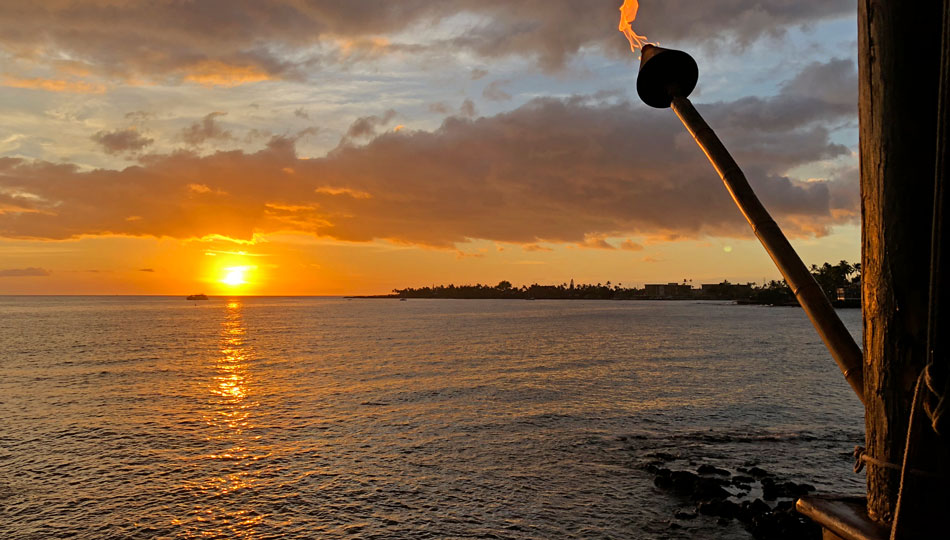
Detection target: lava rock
<box><xmin>698</xmin><ymin>464</ymin><xmax>731</xmax><ymax>476</ymax></box>
<box><xmin>698</xmin><ymin>499</ymin><xmax>741</xmax><ymax>520</ymax></box>
<box><xmin>775</xmin><ymin>500</ymin><xmax>796</xmax><ymax>513</ymax></box>
<box><xmin>762</xmin><ymin>479</ymin><xmax>816</xmax><ymax>500</ymax></box>
<box><xmin>654</xmin><ymin>468</ymin><xmax>673</xmax><ymax>489</ymax></box>
<box><xmin>750</xmin><ymin>508</ymin><xmax>821</xmax><ymax>540</ymax></box>
<box><xmin>674</xmin><ymin>511</ymin><xmax>697</xmax><ymax>520</ymax></box>
<box><xmin>692</xmin><ymin>477</ymin><xmax>731</xmax><ymax>501</ymax></box>
<box><xmin>670</xmin><ymin>470</ymin><xmax>700</xmax><ymax>495</ymax></box>
<box><xmin>732</xmin><ymin>475</ymin><xmax>755</xmax><ymax>485</ymax></box>
<box><xmin>749</xmin><ymin>498</ymin><xmax>771</xmax><ymax>516</ymax></box>
<box><xmin>748</xmin><ymin>466</ymin><xmax>770</xmax><ymax>478</ymax></box>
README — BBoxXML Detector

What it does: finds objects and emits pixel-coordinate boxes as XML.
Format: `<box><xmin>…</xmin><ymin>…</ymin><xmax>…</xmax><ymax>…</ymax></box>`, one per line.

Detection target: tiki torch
<box><xmin>636</xmin><ymin>44</ymin><xmax>865</xmax><ymax>404</ymax></box>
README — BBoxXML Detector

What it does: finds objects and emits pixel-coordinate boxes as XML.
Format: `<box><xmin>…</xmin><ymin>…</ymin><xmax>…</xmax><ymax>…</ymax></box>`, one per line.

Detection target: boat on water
<box><xmin>186</xmin><ymin>294</ymin><xmax>208</xmax><ymax>301</ymax></box>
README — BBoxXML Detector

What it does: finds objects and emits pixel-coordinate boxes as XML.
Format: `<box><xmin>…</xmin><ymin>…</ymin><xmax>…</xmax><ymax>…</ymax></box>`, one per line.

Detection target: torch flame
<box><xmin>618</xmin><ymin>0</ymin><xmax>650</xmax><ymax>52</ymax></box>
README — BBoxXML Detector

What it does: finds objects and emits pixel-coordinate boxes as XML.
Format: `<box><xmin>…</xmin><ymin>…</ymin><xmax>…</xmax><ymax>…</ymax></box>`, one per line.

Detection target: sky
<box><xmin>0</xmin><ymin>0</ymin><xmax>861</xmax><ymax>295</ymax></box>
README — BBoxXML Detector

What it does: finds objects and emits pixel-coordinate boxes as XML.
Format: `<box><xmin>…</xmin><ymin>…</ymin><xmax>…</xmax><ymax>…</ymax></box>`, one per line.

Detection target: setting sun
<box><xmin>221</xmin><ymin>266</ymin><xmax>251</xmax><ymax>287</ymax></box>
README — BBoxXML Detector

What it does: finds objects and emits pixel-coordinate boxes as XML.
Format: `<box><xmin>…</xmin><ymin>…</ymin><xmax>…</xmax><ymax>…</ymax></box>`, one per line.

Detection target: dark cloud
<box><xmin>181</xmin><ymin>112</ymin><xmax>233</xmax><ymax>146</ymax></box>
<box><xmin>782</xmin><ymin>57</ymin><xmax>858</xmax><ymax>109</ymax></box>
<box><xmin>0</xmin><ymin>60</ymin><xmax>858</xmax><ymax>245</ymax></box>
<box><xmin>343</xmin><ymin>110</ymin><xmax>397</xmax><ymax>141</ymax></box>
<box><xmin>139</xmin><ymin>268</ymin><xmax>155</xmax><ymax>272</ymax></box>
<box><xmin>91</xmin><ymin>128</ymin><xmax>154</xmax><ymax>155</ymax></box>
<box><xmin>0</xmin><ymin>1</ymin><xmax>854</xmax><ymax>80</ymax></box>
<box><xmin>294</xmin><ymin>108</ymin><xmax>310</xmax><ymax>120</ymax></box>
<box><xmin>0</xmin><ymin>267</ymin><xmax>50</xmax><ymax>277</ymax></box>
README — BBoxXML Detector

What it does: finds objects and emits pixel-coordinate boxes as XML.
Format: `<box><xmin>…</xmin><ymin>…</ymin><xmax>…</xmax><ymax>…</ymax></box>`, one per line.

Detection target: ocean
<box><xmin>0</xmin><ymin>297</ymin><xmax>865</xmax><ymax>539</ymax></box>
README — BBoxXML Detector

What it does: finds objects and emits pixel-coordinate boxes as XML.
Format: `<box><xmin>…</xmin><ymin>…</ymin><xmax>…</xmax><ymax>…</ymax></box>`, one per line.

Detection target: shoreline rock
<box><xmin>644</xmin><ymin>460</ymin><xmax>820</xmax><ymax>539</ymax></box>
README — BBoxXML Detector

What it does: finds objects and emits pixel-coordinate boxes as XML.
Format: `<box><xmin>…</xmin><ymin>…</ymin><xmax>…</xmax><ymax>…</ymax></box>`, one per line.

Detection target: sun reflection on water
<box><xmin>179</xmin><ymin>298</ymin><xmax>266</xmax><ymax>538</ymax></box>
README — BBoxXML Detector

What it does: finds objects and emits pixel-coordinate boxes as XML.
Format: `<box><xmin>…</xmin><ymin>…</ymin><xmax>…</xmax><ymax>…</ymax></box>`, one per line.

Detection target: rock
<box><xmin>692</xmin><ymin>477</ymin><xmax>731</xmax><ymax>501</ymax></box>
<box><xmin>762</xmin><ymin>480</ymin><xmax>815</xmax><ymax>500</ymax></box>
<box><xmin>653</xmin><ymin>468</ymin><xmax>677</xmax><ymax>490</ymax></box>
<box><xmin>698</xmin><ymin>500</ymin><xmax>722</xmax><ymax>516</ymax></box>
<box><xmin>719</xmin><ymin>500</ymin><xmax>741</xmax><ymax>520</ymax></box>
<box><xmin>761</xmin><ymin>479</ymin><xmax>780</xmax><ymax>500</ymax></box>
<box><xmin>749</xmin><ymin>498</ymin><xmax>771</xmax><ymax>516</ymax></box>
<box><xmin>674</xmin><ymin>511</ymin><xmax>697</xmax><ymax>520</ymax></box>
<box><xmin>697</xmin><ymin>464</ymin><xmax>731</xmax><ymax>476</ymax></box>
<box><xmin>748</xmin><ymin>466</ymin><xmax>770</xmax><ymax>478</ymax></box>
<box><xmin>732</xmin><ymin>475</ymin><xmax>754</xmax><ymax>485</ymax></box>
<box><xmin>670</xmin><ymin>470</ymin><xmax>699</xmax><ymax>495</ymax></box>
<box><xmin>698</xmin><ymin>500</ymin><xmax>741</xmax><ymax>521</ymax></box>
<box><xmin>775</xmin><ymin>500</ymin><xmax>796</xmax><ymax>513</ymax></box>
<box><xmin>750</xmin><ymin>508</ymin><xmax>820</xmax><ymax>540</ymax></box>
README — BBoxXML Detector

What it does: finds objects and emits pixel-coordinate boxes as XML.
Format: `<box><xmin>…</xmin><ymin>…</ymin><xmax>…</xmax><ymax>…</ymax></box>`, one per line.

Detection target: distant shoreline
<box><xmin>345</xmin><ymin>294</ymin><xmax>860</xmax><ymax>308</ymax></box>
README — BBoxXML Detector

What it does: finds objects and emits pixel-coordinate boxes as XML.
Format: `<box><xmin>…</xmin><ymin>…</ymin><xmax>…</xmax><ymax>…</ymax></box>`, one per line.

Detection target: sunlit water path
<box><xmin>0</xmin><ymin>297</ymin><xmax>864</xmax><ymax>539</ymax></box>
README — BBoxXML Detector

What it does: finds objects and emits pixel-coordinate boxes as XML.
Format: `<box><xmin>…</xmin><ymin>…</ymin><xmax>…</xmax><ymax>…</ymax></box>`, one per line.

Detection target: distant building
<box><xmin>700</xmin><ymin>281</ymin><xmax>754</xmax><ymax>300</ymax></box>
<box><xmin>644</xmin><ymin>282</ymin><xmax>694</xmax><ymax>298</ymax></box>
<box><xmin>837</xmin><ymin>283</ymin><xmax>861</xmax><ymax>301</ymax></box>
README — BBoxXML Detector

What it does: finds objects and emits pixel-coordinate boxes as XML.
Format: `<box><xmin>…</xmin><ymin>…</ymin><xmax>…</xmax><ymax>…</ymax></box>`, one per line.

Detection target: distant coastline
<box><xmin>353</xmin><ymin>261</ymin><xmax>862</xmax><ymax>307</ymax></box>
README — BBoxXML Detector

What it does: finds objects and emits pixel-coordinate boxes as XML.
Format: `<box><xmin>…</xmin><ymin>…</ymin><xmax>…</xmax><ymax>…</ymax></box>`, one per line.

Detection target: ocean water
<box><xmin>0</xmin><ymin>297</ymin><xmax>865</xmax><ymax>539</ymax></box>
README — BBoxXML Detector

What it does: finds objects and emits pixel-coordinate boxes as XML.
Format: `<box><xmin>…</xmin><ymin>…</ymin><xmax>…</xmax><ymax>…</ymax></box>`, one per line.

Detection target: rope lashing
<box><xmin>853</xmin><ymin>445</ymin><xmax>944</xmax><ymax>478</ymax></box>
<box><xmin>921</xmin><ymin>362</ymin><xmax>948</xmax><ymax>435</ymax></box>
<box><xmin>853</xmin><ymin>446</ymin><xmax>901</xmax><ymax>473</ymax></box>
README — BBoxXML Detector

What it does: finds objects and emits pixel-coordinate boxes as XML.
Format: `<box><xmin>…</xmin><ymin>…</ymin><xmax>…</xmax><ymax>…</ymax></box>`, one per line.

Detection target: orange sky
<box><xmin>0</xmin><ymin>1</ymin><xmax>860</xmax><ymax>295</ymax></box>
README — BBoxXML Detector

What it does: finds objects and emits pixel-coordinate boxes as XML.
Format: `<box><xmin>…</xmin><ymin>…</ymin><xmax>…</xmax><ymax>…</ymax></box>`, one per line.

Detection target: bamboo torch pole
<box><xmin>637</xmin><ymin>45</ymin><xmax>865</xmax><ymax>404</ymax></box>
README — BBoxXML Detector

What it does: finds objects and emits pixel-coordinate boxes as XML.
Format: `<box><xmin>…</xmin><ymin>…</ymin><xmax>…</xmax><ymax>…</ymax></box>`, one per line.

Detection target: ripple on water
<box><xmin>0</xmin><ymin>297</ymin><xmax>864</xmax><ymax>539</ymax></box>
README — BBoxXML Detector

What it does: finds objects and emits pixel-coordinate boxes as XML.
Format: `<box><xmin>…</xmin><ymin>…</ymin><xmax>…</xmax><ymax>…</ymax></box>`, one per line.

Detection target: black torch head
<box><xmin>636</xmin><ymin>44</ymin><xmax>699</xmax><ymax>108</ymax></box>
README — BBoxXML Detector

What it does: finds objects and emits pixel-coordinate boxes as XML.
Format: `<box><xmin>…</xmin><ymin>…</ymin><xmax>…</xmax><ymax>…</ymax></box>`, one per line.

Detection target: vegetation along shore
<box><xmin>352</xmin><ymin>260</ymin><xmax>861</xmax><ymax>307</ymax></box>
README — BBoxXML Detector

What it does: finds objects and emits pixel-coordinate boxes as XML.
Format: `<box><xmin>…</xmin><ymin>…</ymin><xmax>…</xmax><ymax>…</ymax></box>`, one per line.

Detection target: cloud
<box><xmin>0</xmin><ymin>1</ymin><xmax>854</xmax><ymax>80</ymax></box>
<box><xmin>182</xmin><ymin>60</ymin><xmax>272</xmax><ymax>87</ymax></box>
<box><xmin>620</xmin><ymin>240</ymin><xmax>644</xmax><ymax>251</ymax></box>
<box><xmin>125</xmin><ymin>111</ymin><xmax>154</xmax><ymax>122</ymax></box>
<box><xmin>483</xmin><ymin>80</ymin><xmax>512</xmax><ymax>102</ymax></box>
<box><xmin>0</xmin><ymin>59</ymin><xmax>858</xmax><ymax>246</ymax></box>
<box><xmin>459</xmin><ymin>99</ymin><xmax>477</xmax><ymax>118</ymax></box>
<box><xmin>181</xmin><ymin>112</ymin><xmax>233</xmax><ymax>146</ymax></box>
<box><xmin>428</xmin><ymin>102</ymin><xmax>451</xmax><ymax>114</ymax></box>
<box><xmin>138</xmin><ymin>268</ymin><xmax>155</xmax><ymax>272</ymax></box>
<box><xmin>0</xmin><ymin>267</ymin><xmax>50</xmax><ymax>277</ymax></box>
<box><xmin>3</xmin><ymin>76</ymin><xmax>106</xmax><ymax>94</ymax></box>
<box><xmin>92</xmin><ymin>128</ymin><xmax>154</xmax><ymax>155</ymax></box>
<box><xmin>781</xmin><ymin>57</ymin><xmax>858</xmax><ymax>109</ymax></box>
<box><xmin>344</xmin><ymin>110</ymin><xmax>397</xmax><ymax>141</ymax></box>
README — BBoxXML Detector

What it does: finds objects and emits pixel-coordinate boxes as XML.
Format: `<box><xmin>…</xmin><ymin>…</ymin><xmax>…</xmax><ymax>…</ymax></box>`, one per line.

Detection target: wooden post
<box><xmin>886</xmin><ymin>2</ymin><xmax>950</xmax><ymax>537</ymax></box>
<box><xmin>858</xmin><ymin>0</ymin><xmax>943</xmax><ymax>527</ymax></box>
